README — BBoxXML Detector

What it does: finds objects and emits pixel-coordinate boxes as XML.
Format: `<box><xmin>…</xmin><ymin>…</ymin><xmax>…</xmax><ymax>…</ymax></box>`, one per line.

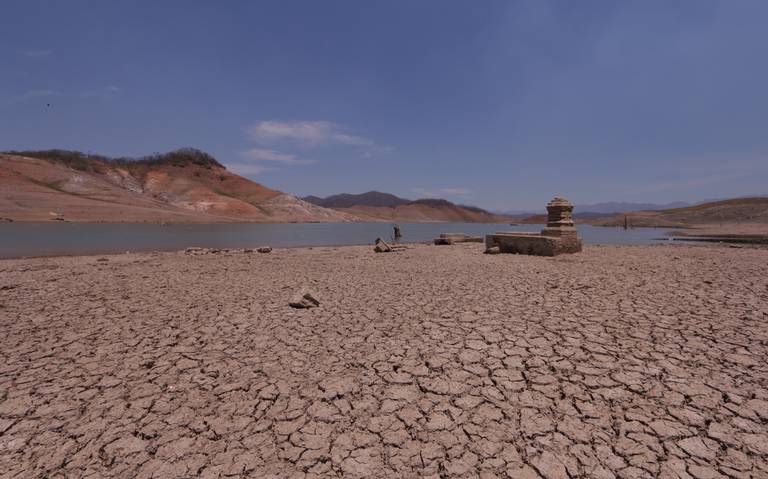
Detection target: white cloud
<box><xmin>247</xmin><ymin>120</ymin><xmax>374</xmax><ymax>147</ymax></box>
<box><xmin>412</xmin><ymin>187</ymin><xmax>471</xmax><ymax>198</ymax></box>
<box><xmin>240</xmin><ymin>148</ymin><xmax>314</xmax><ymax>165</ymax></box>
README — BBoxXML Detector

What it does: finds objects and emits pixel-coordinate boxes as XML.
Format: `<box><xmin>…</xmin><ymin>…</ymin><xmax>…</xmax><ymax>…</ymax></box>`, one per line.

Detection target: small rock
<box><xmin>243</xmin><ymin>248</ymin><xmax>254</xmax><ymax>253</ymax></box>
<box><xmin>374</xmin><ymin>238</ymin><xmax>392</xmax><ymax>253</ymax></box>
<box><xmin>485</xmin><ymin>246</ymin><xmax>501</xmax><ymax>254</ymax></box>
<box><xmin>258</xmin><ymin>246</ymin><xmax>273</xmax><ymax>253</ymax></box>
<box><xmin>96</xmin><ymin>258</ymin><xmax>109</xmax><ymax>262</ymax></box>
<box><xmin>290</xmin><ymin>289</ymin><xmax>320</xmax><ymax>309</ymax></box>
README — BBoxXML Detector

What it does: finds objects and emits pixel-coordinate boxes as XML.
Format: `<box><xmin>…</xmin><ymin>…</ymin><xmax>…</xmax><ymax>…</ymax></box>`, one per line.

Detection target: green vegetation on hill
<box><xmin>3</xmin><ymin>148</ymin><xmax>223</xmax><ymax>170</ymax></box>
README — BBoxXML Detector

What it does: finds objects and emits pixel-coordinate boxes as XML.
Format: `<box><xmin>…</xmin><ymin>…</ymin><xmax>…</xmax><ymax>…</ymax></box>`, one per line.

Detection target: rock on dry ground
<box><xmin>1</xmin><ymin>243</ymin><xmax>767</xmax><ymax>478</ymax></box>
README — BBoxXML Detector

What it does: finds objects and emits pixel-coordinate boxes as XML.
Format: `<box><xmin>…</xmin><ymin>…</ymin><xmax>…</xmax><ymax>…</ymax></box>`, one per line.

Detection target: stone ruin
<box><xmin>485</xmin><ymin>197</ymin><xmax>582</xmax><ymax>256</ymax></box>
<box><xmin>433</xmin><ymin>233</ymin><xmax>484</xmax><ymax>245</ymax></box>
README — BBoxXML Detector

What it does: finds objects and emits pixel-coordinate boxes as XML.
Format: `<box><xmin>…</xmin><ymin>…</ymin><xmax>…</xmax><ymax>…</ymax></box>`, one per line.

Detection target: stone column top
<box><xmin>547</xmin><ymin>196</ymin><xmax>573</xmax><ymax>207</ymax></box>
<box><xmin>545</xmin><ymin>196</ymin><xmax>575</xmax><ymax>229</ymax></box>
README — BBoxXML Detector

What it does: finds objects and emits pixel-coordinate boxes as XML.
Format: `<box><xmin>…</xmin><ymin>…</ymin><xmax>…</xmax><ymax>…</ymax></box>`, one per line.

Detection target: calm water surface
<box><xmin>0</xmin><ymin>223</ymin><xmax>674</xmax><ymax>258</ymax></box>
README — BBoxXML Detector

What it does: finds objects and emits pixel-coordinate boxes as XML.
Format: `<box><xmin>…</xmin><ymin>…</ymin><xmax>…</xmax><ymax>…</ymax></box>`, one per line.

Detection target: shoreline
<box><xmin>0</xmin><ymin>240</ymin><xmax>706</xmax><ymax>262</ymax></box>
<box><xmin>0</xmin><ymin>223</ymin><xmax>681</xmax><ymax>260</ymax></box>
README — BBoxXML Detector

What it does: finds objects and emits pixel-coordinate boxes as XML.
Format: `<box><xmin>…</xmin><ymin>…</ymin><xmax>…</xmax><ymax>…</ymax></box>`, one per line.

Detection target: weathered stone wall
<box><xmin>485</xmin><ymin>233</ymin><xmax>561</xmax><ymax>256</ymax></box>
<box><xmin>434</xmin><ymin>233</ymin><xmax>484</xmax><ymax>245</ymax></box>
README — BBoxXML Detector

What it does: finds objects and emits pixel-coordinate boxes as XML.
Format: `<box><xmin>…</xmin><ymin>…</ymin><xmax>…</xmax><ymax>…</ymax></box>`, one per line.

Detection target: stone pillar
<box><xmin>541</xmin><ymin>197</ymin><xmax>579</xmax><ymax>247</ymax></box>
<box><xmin>545</xmin><ymin>196</ymin><xmax>575</xmax><ymax>228</ymax></box>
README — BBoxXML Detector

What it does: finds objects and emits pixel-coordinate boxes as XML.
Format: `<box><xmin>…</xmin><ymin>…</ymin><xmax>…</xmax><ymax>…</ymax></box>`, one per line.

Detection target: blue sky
<box><xmin>2</xmin><ymin>1</ymin><xmax>767</xmax><ymax>210</ymax></box>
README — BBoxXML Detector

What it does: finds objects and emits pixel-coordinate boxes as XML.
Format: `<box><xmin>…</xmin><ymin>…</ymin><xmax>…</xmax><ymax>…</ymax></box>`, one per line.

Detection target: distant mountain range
<box><xmin>303</xmin><ymin>191</ymin><xmax>410</xmax><ymax>208</ymax></box>
<box><xmin>303</xmin><ymin>191</ymin><xmax>509</xmax><ymax>223</ymax></box>
<box><xmin>4</xmin><ymin>149</ymin><xmax>764</xmax><ymax>226</ymax></box>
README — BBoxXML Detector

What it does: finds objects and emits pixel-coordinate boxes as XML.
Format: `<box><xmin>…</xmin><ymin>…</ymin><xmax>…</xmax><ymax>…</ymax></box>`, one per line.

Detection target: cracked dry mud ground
<box><xmin>1</xmin><ymin>244</ymin><xmax>767</xmax><ymax>479</ymax></box>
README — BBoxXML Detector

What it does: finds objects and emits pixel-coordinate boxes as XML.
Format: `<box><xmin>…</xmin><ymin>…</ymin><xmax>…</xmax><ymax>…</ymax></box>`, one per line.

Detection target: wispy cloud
<box><xmin>237</xmin><ymin>120</ymin><xmax>390</xmax><ymax>176</ymax></box>
<box><xmin>82</xmin><ymin>85</ymin><xmax>121</xmax><ymax>99</ymax></box>
<box><xmin>240</xmin><ymin>148</ymin><xmax>314</xmax><ymax>165</ymax></box>
<box><xmin>7</xmin><ymin>89</ymin><xmax>60</xmax><ymax>104</ymax></box>
<box><xmin>412</xmin><ymin>187</ymin><xmax>471</xmax><ymax>198</ymax></box>
<box><xmin>225</xmin><ymin>163</ymin><xmax>274</xmax><ymax>176</ymax></box>
<box><xmin>247</xmin><ymin>120</ymin><xmax>374</xmax><ymax>147</ymax></box>
<box><xmin>21</xmin><ymin>49</ymin><xmax>53</xmax><ymax>57</ymax></box>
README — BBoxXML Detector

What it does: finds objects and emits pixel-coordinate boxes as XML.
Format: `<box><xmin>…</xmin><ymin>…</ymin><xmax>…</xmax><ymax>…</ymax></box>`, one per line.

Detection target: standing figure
<box><xmin>393</xmin><ymin>224</ymin><xmax>402</xmax><ymax>241</ymax></box>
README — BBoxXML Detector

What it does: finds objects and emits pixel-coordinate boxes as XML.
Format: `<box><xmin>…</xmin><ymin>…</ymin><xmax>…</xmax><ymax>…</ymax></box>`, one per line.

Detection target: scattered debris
<box><xmin>289</xmin><ymin>288</ymin><xmax>320</xmax><ymax>309</ymax></box>
<box><xmin>374</xmin><ymin>238</ymin><xmax>407</xmax><ymax>253</ymax></box>
<box><xmin>434</xmin><ymin>233</ymin><xmax>483</xmax><ymax>245</ymax></box>
<box><xmin>186</xmin><ymin>246</ymin><xmax>265</xmax><ymax>255</ymax></box>
<box><xmin>484</xmin><ymin>246</ymin><xmax>501</xmax><ymax>254</ymax></box>
<box><xmin>374</xmin><ymin>238</ymin><xmax>393</xmax><ymax>253</ymax></box>
<box><xmin>673</xmin><ymin>235</ymin><xmax>768</xmax><ymax>245</ymax></box>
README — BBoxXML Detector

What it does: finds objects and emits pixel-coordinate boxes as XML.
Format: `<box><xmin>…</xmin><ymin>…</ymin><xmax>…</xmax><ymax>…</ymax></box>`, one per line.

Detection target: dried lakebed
<box><xmin>1</xmin><ymin>243</ymin><xmax>767</xmax><ymax>478</ymax></box>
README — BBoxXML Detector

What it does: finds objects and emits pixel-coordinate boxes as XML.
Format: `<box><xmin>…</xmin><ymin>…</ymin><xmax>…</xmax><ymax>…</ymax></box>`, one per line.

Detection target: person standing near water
<box><xmin>393</xmin><ymin>224</ymin><xmax>402</xmax><ymax>241</ymax></box>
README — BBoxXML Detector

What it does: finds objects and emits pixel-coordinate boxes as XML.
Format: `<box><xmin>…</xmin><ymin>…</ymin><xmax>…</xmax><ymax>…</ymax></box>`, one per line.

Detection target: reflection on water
<box><xmin>0</xmin><ymin>223</ymin><xmax>673</xmax><ymax>258</ymax></box>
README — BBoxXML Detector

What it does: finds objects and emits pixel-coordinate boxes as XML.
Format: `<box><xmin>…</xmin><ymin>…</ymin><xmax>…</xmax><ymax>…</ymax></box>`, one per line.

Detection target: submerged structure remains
<box><xmin>433</xmin><ymin>233</ymin><xmax>484</xmax><ymax>245</ymax></box>
<box><xmin>485</xmin><ymin>197</ymin><xmax>582</xmax><ymax>256</ymax></box>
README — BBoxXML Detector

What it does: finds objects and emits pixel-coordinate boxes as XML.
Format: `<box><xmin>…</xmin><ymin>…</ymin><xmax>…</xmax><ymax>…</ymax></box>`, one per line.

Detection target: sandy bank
<box><xmin>1</xmin><ymin>243</ymin><xmax>767</xmax><ymax>477</ymax></box>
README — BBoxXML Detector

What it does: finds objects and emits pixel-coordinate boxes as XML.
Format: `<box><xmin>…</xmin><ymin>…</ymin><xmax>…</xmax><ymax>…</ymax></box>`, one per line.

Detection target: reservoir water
<box><xmin>0</xmin><ymin>222</ymin><xmax>674</xmax><ymax>259</ymax></box>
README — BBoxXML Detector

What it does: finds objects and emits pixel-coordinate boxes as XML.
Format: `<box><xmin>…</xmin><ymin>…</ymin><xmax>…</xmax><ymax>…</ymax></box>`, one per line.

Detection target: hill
<box><xmin>304</xmin><ymin>191</ymin><xmax>510</xmax><ymax>223</ymax></box>
<box><xmin>303</xmin><ymin>191</ymin><xmax>410</xmax><ymax>208</ymax></box>
<box><xmin>575</xmin><ymin>201</ymin><xmax>690</xmax><ymax>214</ymax></box>
<box><xmin>592</xmin><ymin>197</ymin><xmax>768</xmax><ymax>228</ymax></box>
<box><xmin>0</xmin><ymin>149</ymin><xmax>352</xmax><ymax>223</ymax></box>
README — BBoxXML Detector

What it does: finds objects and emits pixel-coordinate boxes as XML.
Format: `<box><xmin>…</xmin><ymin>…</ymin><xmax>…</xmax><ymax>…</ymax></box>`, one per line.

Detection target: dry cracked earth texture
<box><xmin>1</xmin><ymin>243</ymin><xmax>767</xmax><ymax>478</ymax></box>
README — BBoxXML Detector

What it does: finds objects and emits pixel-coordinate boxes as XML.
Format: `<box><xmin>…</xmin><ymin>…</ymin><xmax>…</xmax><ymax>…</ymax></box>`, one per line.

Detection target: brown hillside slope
<box><xmin>0</xmin><ymin>151</ymin><xmax>352</xmax><ymax>223</ymax></box>
<box><xmin>592</xmin><ymin>197</ymin><xmax>768</xmax><ymax>229</ymax></box>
